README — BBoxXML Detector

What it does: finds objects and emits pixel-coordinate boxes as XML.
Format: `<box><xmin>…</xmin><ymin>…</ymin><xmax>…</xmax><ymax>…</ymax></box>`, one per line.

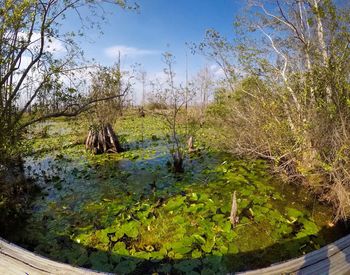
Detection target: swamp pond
<box><xmin>2</xmin><ymin>115</ymin><xmax>349</xmax><ymax>274</ymax></box>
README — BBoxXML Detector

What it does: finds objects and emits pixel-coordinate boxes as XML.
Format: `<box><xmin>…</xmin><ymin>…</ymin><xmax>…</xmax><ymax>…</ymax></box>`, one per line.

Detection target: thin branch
<box><xmin>257</xmin><ymin>25</ymin><xmax>301</xmax><ymax>112</ymax></box>
<box><xmin>19</xmin><ymin>85</ymin><xmax>130</xmax><ymax>130</ymax></box>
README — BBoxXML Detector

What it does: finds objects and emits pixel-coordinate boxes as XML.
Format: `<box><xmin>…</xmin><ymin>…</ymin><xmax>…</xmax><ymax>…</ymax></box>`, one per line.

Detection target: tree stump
<box><xmin>230</xmin><ymin>191</ymin><xmax>239</xmax><ymax>228</ymax></box>
<box><xmin>138</xmin><ymin>107</ymin><xmax>145</xmax><ymax>117</ymax></box>
<box><xmin>172</xmin><ymin>151</ymin><xmax>184</xmax><ymax>173</ymax></box>
<box><xmin>187</xmin><ymin>136</ymin><xmax>195</xmax><ymax>153</ymax></box>
<box><xmin>85</xmin><ymin>123</ymin><xmax>123</xmax><ymax>154</ymax></box>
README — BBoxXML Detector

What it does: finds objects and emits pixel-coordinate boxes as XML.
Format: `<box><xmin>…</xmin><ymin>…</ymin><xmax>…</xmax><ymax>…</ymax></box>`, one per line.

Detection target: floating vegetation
<box><xmin>5</xmin><ymin>115</ymin><xmax>348</xmax><ymax>274</ymax></box>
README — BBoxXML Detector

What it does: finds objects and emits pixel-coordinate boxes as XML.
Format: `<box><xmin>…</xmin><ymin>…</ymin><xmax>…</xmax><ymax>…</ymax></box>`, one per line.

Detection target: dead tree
<box><xmin>187</xmin><ymin>136</ymin><xmax>196</xmax><ymax>153</ymax></box>
<box><xmin>172</xmin><ymin>151</ymin><xmax>184</xmax><ymax>173</ymax></box>
<box><xmin>85</xmin><ymin>123</ymin><xmax>123</xmax><ymax>154</ymax></box>
<box><xmin>138</xmin><ymin>107</ymin><xmax>145</xmax><ymax>117</ymax></box>
<box><xmin>230</xmin><ymin>191</ymin><xmax>238</xmax><ymax>228</ymax></box>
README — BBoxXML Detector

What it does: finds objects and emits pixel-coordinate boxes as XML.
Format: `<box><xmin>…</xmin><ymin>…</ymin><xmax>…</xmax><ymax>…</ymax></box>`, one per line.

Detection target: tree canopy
<box><xmin>0</xmin><ymin>0</ymin><xmax>136</xmax><ymax>160</ymax></box>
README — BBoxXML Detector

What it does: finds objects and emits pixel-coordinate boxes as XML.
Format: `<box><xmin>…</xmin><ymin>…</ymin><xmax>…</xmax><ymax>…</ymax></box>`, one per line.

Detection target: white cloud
<box><xmin>151</xmin><ymin>71</ymin><xmax>168</xmax><ymax>82</ymax></box>
<box><xmin>44</xmin><ymin>37</ymin><xmax>65</xmax><ymax>53</ymax></box>
<box><xmin>209</xmin><ymin>64</ymin><xmax>225</xmax><ymax>78</ymax></box>
<box><xmin>17</xmin><ymin>31</ymin><xmax>65</xmax><ymax>54</ymax></box>
<box><xmin>105</xmin><ymin>45</ymin><xmax>157</xmax><ymax>59</ymax></box>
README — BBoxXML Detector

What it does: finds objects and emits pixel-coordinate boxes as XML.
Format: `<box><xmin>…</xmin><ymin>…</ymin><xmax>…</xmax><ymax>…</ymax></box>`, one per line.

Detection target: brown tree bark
<box><xmin>230</xmin><ymin>191</ymin><xmax>238</xmax><ymax>228</ymax></box>
<box><xmin>85</xmin><ymin>123</ymin><xmax>122</xmax><ymax>154</ymax></box>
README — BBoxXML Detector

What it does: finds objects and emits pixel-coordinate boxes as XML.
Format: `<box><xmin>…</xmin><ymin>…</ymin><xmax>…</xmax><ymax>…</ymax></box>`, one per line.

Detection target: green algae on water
<box><xmin>5</xmin><ymin>115</ymin><xmax>348</xmax><ymax>274</ymax></box>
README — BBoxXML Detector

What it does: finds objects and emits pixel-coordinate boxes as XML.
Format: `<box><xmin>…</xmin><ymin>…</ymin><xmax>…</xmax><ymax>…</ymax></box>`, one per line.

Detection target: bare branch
<box><xmin>257</xmin><ymin>25</ymin><xmax>301</xmax><ymax>112</ymax></box>
<box><xmin>19</xmin><ymin>85</ymin><xmax>130</xmax><ymax>130</ymax></box>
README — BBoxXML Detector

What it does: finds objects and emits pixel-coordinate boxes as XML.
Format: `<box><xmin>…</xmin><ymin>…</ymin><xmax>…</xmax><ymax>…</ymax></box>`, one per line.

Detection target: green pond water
<box><xmin>3</xmin><ymin>115</ymin><xmax>349</xmax><ymax>274</ymax></box>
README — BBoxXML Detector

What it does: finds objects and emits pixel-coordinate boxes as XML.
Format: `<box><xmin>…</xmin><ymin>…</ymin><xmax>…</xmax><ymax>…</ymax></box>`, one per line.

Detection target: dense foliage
<box><xmin>6</xmin><ymin>115</ymin><xmax>344</xmax><ymax>274</ymax></box>
<box><xmin>0</xmin><ymin>0</ymin><xmax>134</xmax><ymax>164</ymax></box>
<box><xmin>199</xmin><ymin>0</ymin><xmax>350</xmax><ymax>221</ymax></box>
<box><xmin>1</xmin><ymin>0</ymin><xmax>350</xmax><ymax>274</ymax></box>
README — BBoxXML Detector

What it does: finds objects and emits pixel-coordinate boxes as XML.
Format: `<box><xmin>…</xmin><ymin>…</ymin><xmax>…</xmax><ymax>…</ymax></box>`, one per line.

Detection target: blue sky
<box><xmin>64</xmin><ymin>0</ymin><xmax>244</xmax><ymax>101</ymax></box>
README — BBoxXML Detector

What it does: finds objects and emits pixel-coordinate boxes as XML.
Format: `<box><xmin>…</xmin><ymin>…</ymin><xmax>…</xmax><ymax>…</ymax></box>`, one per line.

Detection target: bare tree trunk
<box><xmin>85</xmin><ymin>123</ymin><xmax>122</xmax><ymax>154</ymax></box>
<box><xmin>312</xmin><ymin>0</ymin><xmax>328</xmax><ymax>64</ymax></box>
<box><xmin>230</xmin><ymin>191</ymin><xmax>238</xmax><ymax>227</ymax></box>
<box><xmin>172</xmin><ymin>150</ymin><xmax>184</xmax><ymax>173</ymax></box>
<box><xmin>312</xmin><ymin>0</ymin><xmax>331</xmax><ymax>101</ymax></box>
<box><xmin>187</xmin><ymin>136</ymin><xmax>196</xmax><ymax>153</ymax></box>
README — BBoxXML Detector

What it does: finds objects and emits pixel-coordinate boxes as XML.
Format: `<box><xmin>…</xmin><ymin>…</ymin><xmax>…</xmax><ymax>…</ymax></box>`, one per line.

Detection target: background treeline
<box><xmin>200</xmin><ymin>0</ymin><xmax>350</xmax><ymax>221</ymax></box>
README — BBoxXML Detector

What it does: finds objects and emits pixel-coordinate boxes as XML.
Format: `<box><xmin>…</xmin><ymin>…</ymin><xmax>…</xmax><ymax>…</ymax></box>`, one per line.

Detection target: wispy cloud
<box><xmin>17</xmin><ymin>31</ymin><xmax>65</xmax><ymax>54</ymax></box>
<box><xmin>209</xmin><ymin>64</ymin><xmax>225</xmax><ymax>78</ymax></box>
<box><xmin>105</xmin><ymin>45</ymin><xmax>158</xmax><ymax>59</ymax></box>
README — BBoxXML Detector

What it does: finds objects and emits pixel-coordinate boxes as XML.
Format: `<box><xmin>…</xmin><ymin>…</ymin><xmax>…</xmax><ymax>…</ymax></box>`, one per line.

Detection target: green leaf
<box><xmin>173</xmin><ymin>215</ymin><xmax>186</xmax><ymax>224</ymax></box>
<box><xmin>174</xmin><ymin>259</ymin><xmax>201</xmax><ymax>272</ymax></box>
<box><xmin>145</xmin><ymin>245</ymin><xmax>154</xmax><ymax>252</ymax></box>
<box><xmin>220</xmin><ymin>204</ymin><xmax>231</xmax><ymax>214</ymax></box>
<box><xmin>286</xmin><ymin>207</ymin><xmax>304</xmax><ymax>219</ymax></box>
<box><xmin>157</xmin><ymin>263</ymin><xmax>172</xmax><ymax>273</ymax></box>
<box><xmin>174</xmin><ymin>252</ymin><xmax>185</xmax><ymax>259</ymax></box>
<box><xmin>219</xmin><ymin>245</ymin><xmax>228</xmax><ymax>254</ymax></box>
<box><xmin>198</xmin><ymin>193</ymin><xmax>209</xmax><ymax>202</ymax></box>
<box><xmin>150</xmin><ymin>251</ymin><xmax>165</xmax><ymax>260</ymax></box>
<box><xmin>164</xmin><ymin>196</ymin><xmax>185</xmax><ymax>212</ymax></box>
<box><xmin>212</xmin><ymin>214</ymin><xmax>225</xmax><ymax>222</ymax></box>
<box><xmin>299</xmin><ymin>218</ymin><xmax>319</xmax><ymax>235</ymax></box>
<box><xmin>121</xmin><ymin>221</ymin><xmax>139</xmax><ymax>238</ymax></box>
<box><xmin>192</xmin><ymin>234</ymin><xmax>206</xmax><ymax>245</ymax></box>
<box><xmin>228</xmin><ymin>243</ymin><xmax>238</xmax><ymax>254</ymax></box>
<box><xmin>110</xmin><ymin>254</ymin><xmax>122</xmax><ymax>264</ymax></box>
<box><xmin>203</xmin><ymin>255</ymin><xmax>223</xmax><ymax>270</ymax></box>
<box><xmin>112</xmin><ymin>242</ymin><xmax>129</xmax><ymax>255</ymax></box>
<box><xmin>189</xmin><ymin>192</ymin><xmax>199</xmax><ymax>201</ymax></box>
<box><xmin>201</xmin><ymin>268</ymin><xmax>216</xmax><ymax>275</ymax></box>
<box><xmin>201</xmin><ymin>238</ymin><xmax>215</xmax><ymax>253</ymax></box>
<box><xmin>74</xmin><ymin>252</ymin><xmax>89</xmax><ymax>266</ymax></box>
<box><xmin>192</xmin><ymin>249</ymin><xmax>202</xmax><ymax>258</ymax></box>
<box><xmin>133</xmin><ymin>251</ymin><xmax>150</xmax><ymax>259</ymax></box>
<box><xmin>111</xmin><ymin>228</ymin><xmax>124</xmax><ymax>241</ymax></box>
<box><xmin>222</xmin><ymin>221</ymin><xmax>232</xmax><ymax>234</ymax></box>
<box><xmin>89</xmin><ymin>251</ymin><xmax>112</xmax><ymax>272</ymax></box>
<box><xmin>115</xmin><ymin>260</ymin><xmax>137</xmax><ymax>274</ymax></box>
<box><xmin>171</xmin><ymin>241</ymin><xmax>193</xmax><ymax>254</ymax></box>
